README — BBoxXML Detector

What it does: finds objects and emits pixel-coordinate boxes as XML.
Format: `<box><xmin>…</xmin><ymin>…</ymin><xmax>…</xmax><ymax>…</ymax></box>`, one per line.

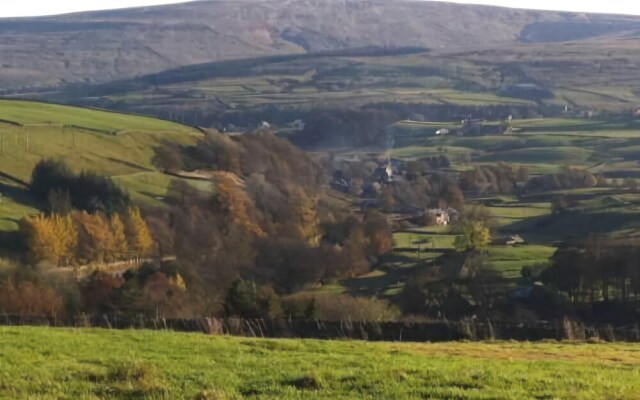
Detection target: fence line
<box><xmin>1</xmin><ymin>315</ymin><xmax>640</xmax><ymax>342</ymax></box>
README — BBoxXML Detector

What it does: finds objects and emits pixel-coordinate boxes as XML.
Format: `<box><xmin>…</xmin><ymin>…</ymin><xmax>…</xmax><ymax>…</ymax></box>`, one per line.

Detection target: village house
<box><xmin>427</xmin><ymin>208</ymin><xmax>449</xmax><ymax>225</ymax></box>
<box><xmin>423</xmin><ymin>207</ymin><xmax>459</xmax><ymax>226</ymax></box>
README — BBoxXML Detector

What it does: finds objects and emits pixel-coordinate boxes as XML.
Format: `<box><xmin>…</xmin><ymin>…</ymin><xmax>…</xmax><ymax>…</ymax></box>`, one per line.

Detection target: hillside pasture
<box><xmin>0</xmin><ymin>100</ymin><xmax>201</xmax><ymax>229</ymax></box>
<box><xmin>488</xmin><ymin>245</ymin><xmax>556</xmax><ymax>279</ymax></box>
<box><xmin>0</xmin><ymin>99</ymin><xmax>194</xmax><ymax>133</ymax></box>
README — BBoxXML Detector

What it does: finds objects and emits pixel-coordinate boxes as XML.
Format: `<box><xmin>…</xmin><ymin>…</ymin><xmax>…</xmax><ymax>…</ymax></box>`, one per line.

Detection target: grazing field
<box><xmin>392</xmin><ymin>118</ymin><xmax>640</xmax><ymax>174</ymax></box>
<box><xmin>488</xmin><ymin>245</ymin><xmax>556</xmax><ymax>279</ymax></box>
<box><xmin>0</xmin><ymin>100</ymin><xmax>202</xmax><ymax>230</ymax></box>
<box><xmin>0</xmin><ymin>100</ymin><xmax>194</xmax><ymax>133</ymax></box>
<box><xmin>0</xmin><ymin>326</ymin><xmax>639</xmax><ymax>399</ymax></box>
<box><xmin>0</xmin><ymin>100</ymin><xmax>200</xmax><ymax>181</ymax></box>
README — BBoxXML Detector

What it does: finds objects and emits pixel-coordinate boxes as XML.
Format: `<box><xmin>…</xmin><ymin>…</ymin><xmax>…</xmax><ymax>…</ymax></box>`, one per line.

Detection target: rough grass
<box><xmin>0</xmin><ymin>326</ymin><xmax>639</xmax><ymax>399</ymax></box>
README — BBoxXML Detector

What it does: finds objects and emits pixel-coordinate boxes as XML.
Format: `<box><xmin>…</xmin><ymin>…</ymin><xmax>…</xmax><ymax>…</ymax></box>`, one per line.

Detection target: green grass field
<box><xmin>0</xmin><ymin>101</ymin><xmax>200</xmax><ymax>180</ymax></box>
<box><xmin>0</xmin><ymin>100</ymin><xmax>194</xmax><ymax>133</ymax></box>
<box><xmin>488</xmin><ymin>245</ymin><xmax>556</xmax><ymax>278</ymax></box>
<box><xmin>1</xmin><ymin>326</ymin><xmax>639</xmax><ymax>399</ymax></box>
<box><xmin>0</xmin><ymin>100</ymin><xmax>203</xmax><ymax>229</ymax></box>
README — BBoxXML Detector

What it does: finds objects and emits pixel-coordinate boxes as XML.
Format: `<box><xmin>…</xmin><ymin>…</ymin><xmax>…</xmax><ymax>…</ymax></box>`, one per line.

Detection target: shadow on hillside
<box><xmin>500</xmin><ymin>210</ymin><xmax>639</xmax><ymax>240</ymax></box>
<box><xmin>106</xmin><ymin>157</ymin><xmax>154</xmax><ymax>172</ymax></box>
<box><xmin>0</xmin><ymin>181</ymin><xmax>40</xmax><ymax>210</ymax></box>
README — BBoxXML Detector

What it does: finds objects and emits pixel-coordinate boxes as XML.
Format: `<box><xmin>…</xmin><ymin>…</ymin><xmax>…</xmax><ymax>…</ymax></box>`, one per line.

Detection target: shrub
<box><xmin>312</xmin><ymin>294</ymin><xmax>400</xmax><ymax>321</ymax></box>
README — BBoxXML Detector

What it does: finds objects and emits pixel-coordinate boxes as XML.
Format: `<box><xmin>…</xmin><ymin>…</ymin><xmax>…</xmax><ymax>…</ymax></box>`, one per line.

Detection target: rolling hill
<box><xmin>3</xmin><ymin>0</ymin><xmax>640</xmax><ymax>89</ymax></box>
<box><xmin>37</xmin><ymin>36</ymin><xmax>640</xmax><ymax>129</ymax></box>
<box><xmin>0</xmin><ymin>99</ymin><xmax>203</xmax><ymax>230</ymax></box>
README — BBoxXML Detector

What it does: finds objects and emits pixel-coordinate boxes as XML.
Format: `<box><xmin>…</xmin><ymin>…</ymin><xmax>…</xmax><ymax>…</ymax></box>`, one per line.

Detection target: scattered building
<box><xmin>493</xmin><ymin>234</ymin><xmax>526</xmax><ymax>246</ymax></box>
<box><xmin>289</xmin><ymin>119</ymin><xmax>306</xmax><ymax>132</ymax></box>
<box><xmin>331</xmin><ymin>171</ymin><xmax>351</xmax><ymax>192</ymax></box>
<box><xmin>369</xmin><ymin>160</ymin><xmax>393</xmax><ymax>185</ymax></box>
<box><xmin>426</xmin><ymin>208</ymin><xmax>458</xmax><ymax>226</ymax></box>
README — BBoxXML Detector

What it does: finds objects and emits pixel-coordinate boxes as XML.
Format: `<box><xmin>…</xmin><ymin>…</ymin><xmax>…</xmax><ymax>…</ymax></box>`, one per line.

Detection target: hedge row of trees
<box><xmin>21</xmin><ymin>207</ymin><xmax>153</xmax><ymax>266</ymax></box>
<box><xmin>459</xmin><ymin>164</ymin><xmax>607</xmax><ymax>195</ymax></box>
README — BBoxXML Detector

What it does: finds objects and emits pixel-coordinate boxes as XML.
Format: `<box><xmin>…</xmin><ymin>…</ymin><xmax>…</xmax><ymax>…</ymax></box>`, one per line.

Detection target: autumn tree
<box><xmin>82</xmin><ymin>271</ymin><xmax>124</xmax><ymax>313</ymax></box>
<box><xmin>213</xmin><ymin>172</ymin><xmax>264</xmax><ymax>237</ymax></box>
<box><xmin>22</xmin><ymin>214</ymin><xmax>57</xmax><ymax>264</ymax></box>
<box><xmin>51</xmin><ymin>213</ymin><xmax>77</xmax><ymax>265</ymax></box>
<box><xmin>22</xmin><ymin>213</ymin><xmax>77</xmax><ymax>266</ymax></box>
<box><xmin>73</xmin><ymin>211</ymin><xmax>116</xmax><ymax>263</ymax></box>
<box><xmin>124</xmin><ymin>207</ymin><xmax>154</xmax><ymax>260</ymax></box>
<box><xmin>285</xmin><ymin>185</ymin><xmax>321</xmax><ymax>244</ymax></box>
<box><xmin>364</xmin><ymin>211</ymin><xmax>393</xmax><ymax>256</ymax></box>
<box><xmin>454</xmin><ymin>221</ymin><xmax>491</xmax><ymax>252</ymax></box>
<box><xmin>0</xmin><ymin>278</ymin><xmax>63</xmax><ymax>317</ymax></box>
<box><xmin>110</xmin><ymin>213</ymin><xmax>129</xmax><ymax>260</ymax></box>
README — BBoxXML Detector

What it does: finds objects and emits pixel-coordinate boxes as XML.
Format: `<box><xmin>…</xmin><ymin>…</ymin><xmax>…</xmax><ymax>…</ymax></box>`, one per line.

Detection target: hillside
<box><xmin>1</xmin><ymin>326</ymin><xmax>639</xmax><ymax>399</ymax></box>
<box><xmin>3</xmin><ymin>0</ymin><xmax>640</xmax><ymax>89</ymax></box>
<box><xmin>0</xmin><ymin>100</ymin><xmax>202</xmax><ymax>230</ymax></box>
<box><xmin>41</xmin><ymin>37</ymin><xmax>640</xmax><ymax>129</ymax></box>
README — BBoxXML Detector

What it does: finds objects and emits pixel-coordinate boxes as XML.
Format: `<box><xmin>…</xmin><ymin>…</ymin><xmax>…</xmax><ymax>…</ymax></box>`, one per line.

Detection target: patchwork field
<box><xmin>1</xmin><ymin>326</ymin><xmax>639</xmax><ymax>399</ymax></box>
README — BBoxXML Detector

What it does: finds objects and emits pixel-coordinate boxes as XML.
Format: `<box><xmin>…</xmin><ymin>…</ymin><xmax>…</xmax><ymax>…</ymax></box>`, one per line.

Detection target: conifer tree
<box><xmin>214</xmin><ymin>172</ymin><xmax>264</xmax><ymax>237</ymax></box>
<box><xmin>124</xmin><ymin>207</ymin><xmax>154</xmax><ymax>259</ymax></box>
<box><xmin>51</xmin><ymin>213</ymin><xmax>77</xmax><ymax>266</ymax></box>
<box><xmin>73</xmin><ymin>211</ymin><xmax>115</xmax><ymax>263</ymax></box>
<box><xmin>110</xmin><ymin>213</ymin><xmax>129</xmax><ymax>260</ymax></box>
<box><xmin>22</xmin><ymin>214</ymin><xmax>56</xmax><ymax>263</ymax></box>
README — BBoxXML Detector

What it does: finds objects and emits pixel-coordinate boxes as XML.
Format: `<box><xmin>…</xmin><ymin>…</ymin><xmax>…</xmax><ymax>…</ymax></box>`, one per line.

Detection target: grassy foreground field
<box><xmin>1</xmin><ymin>327</ymin><xmax>639</xmax><ymax>399</ymax></box>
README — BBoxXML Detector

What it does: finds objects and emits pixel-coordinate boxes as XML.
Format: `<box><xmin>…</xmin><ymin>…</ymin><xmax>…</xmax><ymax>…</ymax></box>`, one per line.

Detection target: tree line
<box><xmin>21</xmin><ymin>208</ymin><xmax>153</xmax><ymax>266</ymax></box>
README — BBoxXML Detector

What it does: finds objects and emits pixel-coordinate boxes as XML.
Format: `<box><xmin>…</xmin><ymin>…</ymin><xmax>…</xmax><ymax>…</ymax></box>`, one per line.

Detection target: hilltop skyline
<box><xmin>1</xmin><ymin>0</ymin><xmax>639</xmax><ymax>18</ymax></box>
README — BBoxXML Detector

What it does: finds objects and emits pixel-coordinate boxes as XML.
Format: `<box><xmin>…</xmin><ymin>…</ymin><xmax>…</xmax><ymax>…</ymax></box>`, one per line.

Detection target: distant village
<box><xmin>331</xmin><ymin>156</ymin><xmax>460</xmax><ymax>228</ymax></box>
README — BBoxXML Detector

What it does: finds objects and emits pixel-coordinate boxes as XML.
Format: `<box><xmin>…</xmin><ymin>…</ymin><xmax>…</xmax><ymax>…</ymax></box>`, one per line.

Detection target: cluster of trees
<box><xmin>398</xmin><ymin>252</ymin><xmax>501</xmax><ymax>319</ymax></box>
<box><xmin>223</xmin><ymin>279</ymin><xmax>400</xmax><ymax>321</ymax></box>
<box><xmin>459</xmin><ymin>164</ymin><xmax>529</xmax><ymax>195</ymax></box>
<box><xmin>541</xmin><ymin>236</ymin><xmax>640</xmax><ymax>305</ymax></box>
<box><xmin>162</xmin><ymin>131</ymin><xmax>393</xmax><ymax>313</ymax></box>
<box><xmin>378</xmin><ymin>173</ymin><xmax>464</xmax><ymax>213</ymax></box>
<box><xmin>0</xmin><ymin>276</ymin><xmax>64</xmax><ymax>317</ymax></box>
<box><xmin>0</xmin><ymin>261</ymin><xmax>194</xmax><ymax>318</ymax></box>
<box><xmin>80</xmin><ymin>263</ymin><xmax>192</xmax><ymax>317</ymax></box>
<box><xmin>21</xmin><ymin>208</ymin><xmax>153</xmax><ymax>266</ymax></box>
<box><xmin>459</xmin><ymin>164</ymin><xmax>607</xmax><ymax>196</ymax></box>
<box><xmin>30</xmin><ymin>159</ymin><xmax>130</xmax><ymax>214</ymax></box>
<box><xmin>409</xmin><ymin>156</ymin><xmax>452</xmax><ymax>173</ymax></box>
<box><xmin>525</xmin><ymin>167</ymin><xmax>599</xmax><ymax>192</ymax></box>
